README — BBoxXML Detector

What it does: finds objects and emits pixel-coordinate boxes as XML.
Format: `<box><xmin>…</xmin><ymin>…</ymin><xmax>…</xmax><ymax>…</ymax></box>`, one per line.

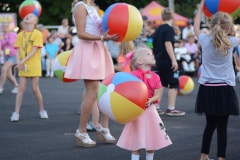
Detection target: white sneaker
<box><xmin>11</xmin><ymin>87</ymin><xmax>18</xmax><ymax>94</ymax></box>
<box><xmin>39</xmin><ymin>110</ymin><xmax>49</xmax><ymax>119</ymax></box>
<box><xmin>0</xmin><ymin>88</ymin><xmax>3</xmax><ymax>94</ymax></box>
<box><xmin>50</xmin><ymin>71</ymin><xmax>54</xmax><ymax>78</ymax></box>
<box><xmin>10</xmin><ymin>112</ymin><xmax>19</xmax><ymax>122</ymax></box>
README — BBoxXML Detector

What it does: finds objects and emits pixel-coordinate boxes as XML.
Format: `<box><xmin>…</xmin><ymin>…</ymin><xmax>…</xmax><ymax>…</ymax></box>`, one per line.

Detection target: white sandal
<box><xmin>75</xmin><ymin>129</ymin><xmax>96</xmax><ymax>147</ymax></box>
<box><xmin>96</xmin><ymin>124</ymin><xmax>116</xmax><ymax>144</ymax></box>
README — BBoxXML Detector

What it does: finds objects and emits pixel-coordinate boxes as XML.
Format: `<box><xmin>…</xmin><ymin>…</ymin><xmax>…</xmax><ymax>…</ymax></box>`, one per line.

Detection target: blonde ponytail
<box><xmin>210</xmin><ymin>12</ymin><xmax>233</xmax><ymax>56</ymax></box>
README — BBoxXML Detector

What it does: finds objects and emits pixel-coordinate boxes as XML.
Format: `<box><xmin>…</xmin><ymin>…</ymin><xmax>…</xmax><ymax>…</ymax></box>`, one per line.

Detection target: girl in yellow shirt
<box><xmin>11</xmin><ymin>13</ymin><xmax>48</xmax><ymax>122</ymax></box>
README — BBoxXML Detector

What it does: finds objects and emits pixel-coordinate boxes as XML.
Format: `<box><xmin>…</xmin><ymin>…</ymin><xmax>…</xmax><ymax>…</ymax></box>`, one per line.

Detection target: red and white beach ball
<box><xmin>98</xmin><ymin>72</ymin><xmax>148</xmax><ymax>124</ymax></box>
<box><xmin>178</xmin><ymin>75</ymin><xmax>194</xmax><ymax>95</ymax></box>
<box><xmin>102</xmin><ymin>3</ymin><xmax>143</xmax><ymax>42</ymax></box>
<box><xmin>203</xmin><ymin>0</ymin><xmax>240</xmax><ymax>20</ymax></box>
<box><xmin>19</xmin><ymin>0</ymin><xmax>42</xmax><ymax>19</ymax></box>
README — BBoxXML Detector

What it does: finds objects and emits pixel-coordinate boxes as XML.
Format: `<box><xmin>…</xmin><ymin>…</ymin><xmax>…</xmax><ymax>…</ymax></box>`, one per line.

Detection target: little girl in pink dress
<box><xmin>117</xmin><ymin>47</ymin><xmax>172</xmax><ymax>160</ymax></box>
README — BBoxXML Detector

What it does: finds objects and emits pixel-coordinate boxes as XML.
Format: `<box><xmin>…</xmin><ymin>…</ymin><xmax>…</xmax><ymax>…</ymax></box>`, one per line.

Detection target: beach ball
<box><xmin>53</xmin><ymin>50</ymin><xmax>77</xmax><ymax>83</ymax></box>
<box><xmin>19</xmin><ymin>0</ymin><xmax>42</xmax><ymax>19</ymax></box>
<box><xmin>203</xmin><ymin>0</ymin><xmax>240</xmax><ymax>20</ymax></box>
<box><xmin>178</xmin><ymin>75</ymin><xmax>194</xmax><ymax>95</ymax></box>
<box><xmin>102</xmin><ymin>3</ymin><xmax>143</xmax><ymax>42</ymax></box>
<box><xmin>98</xmin><ymin>72</ymin><xmax>148</xmax><ymax>124</ymax></box>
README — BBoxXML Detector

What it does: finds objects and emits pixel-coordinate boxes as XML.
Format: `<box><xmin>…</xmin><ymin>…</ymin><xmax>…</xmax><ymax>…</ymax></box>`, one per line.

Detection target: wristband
<box><xmin>100</xmin><ymin>35</ymin><xmax>104</xmax><ymax>41</ymax></box>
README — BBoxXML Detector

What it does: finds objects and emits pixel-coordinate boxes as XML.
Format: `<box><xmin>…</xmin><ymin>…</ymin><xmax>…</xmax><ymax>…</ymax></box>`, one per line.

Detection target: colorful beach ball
<box><xmin>178</xmin><ymin>75</ymin><xmax>194</xmax><ymax>95</ymax></box>
<box><xmin>53</xmin><ymin>50</ymin><xmax>77</xmax><ymax>83</ymax></box>
<box><xmin>102</xmin><ymin>3</ymin><xmax>143</xmax><ymax>42</ymax></box>
<box><xmin>19</xmin><ymin>0</ymin><xmax>42</xmax><ymax>19</ymax></box>
<box><xmin>98</xmin><ymin>72</ymin><xmax>148</xmax><ymax>124</ymax></box>
<box><xmin>203</xmin><ymin>0</ymin><xmax>240</xmax><ymax>20</ymax></box>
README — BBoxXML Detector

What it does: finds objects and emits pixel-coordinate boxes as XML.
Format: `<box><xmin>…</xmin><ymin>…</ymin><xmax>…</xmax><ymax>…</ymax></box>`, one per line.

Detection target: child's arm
<box><xmin>20</xmin><ymin>46</ymin><xmax>38</xmax><ymax>65</ymax></box>
<box><xmin>146</xmin><ymin>88</ymin><xmax>160</xmax><ymax>107</ymax></box>
<box><xmin>0</xmin><ymin>44</ymin><xmax>2</xmax><ymax>57</ymax></box>
<box><xmin>233</xmin><ymin>53</ymin><xmax>240</xmax><ymax>71</ymax></box>
<box><xmin>194</xmin><ymin>0</ymin><xmax>205</xmax><ymax>37</ymax></box>
<box><xmin>15</xmin><ymin>48</ymin><xmax>25</xmax><ymax>71</ymax></box>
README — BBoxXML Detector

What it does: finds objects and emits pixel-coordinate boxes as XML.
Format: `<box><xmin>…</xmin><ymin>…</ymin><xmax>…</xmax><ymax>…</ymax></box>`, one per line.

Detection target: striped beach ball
<box><xmin>178</xmin><ymin>75</ymin><xmax>194</xmax><ymax>95</ymax></box>
<box><xmin>53</xmin><ymin>50</ymin><xmax>77</xmax><ymax>83</ymax></box>
<box><xmin>98</xmin><ymin>72</ymin><xmax>148</xmax><ymax>124</ymax></box>
<box><xmin>102</xmin><ymin>3</ymin><xmax>143</xmax><ymax>42</ymax></box>
<box><xmin>19</xmin><ymin>0</ymin><xmax>42</xmax><ymax>19</ymax></box>
<box><xmin>203</xmin><ymin>0</ymin><xmax>240</xmax><ymax>20</ymax></box>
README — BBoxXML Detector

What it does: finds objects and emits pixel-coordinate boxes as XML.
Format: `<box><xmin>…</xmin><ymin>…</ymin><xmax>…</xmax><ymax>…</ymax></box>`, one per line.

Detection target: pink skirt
<box><xmin>117</xmin><ymin>104</ymin><xmax>172</xmax><ymax>151</ymax></box>
<box><xmin>64</xmin><ymin>39</ymin><xmax>114</xmax><ymax>80</ymax></box>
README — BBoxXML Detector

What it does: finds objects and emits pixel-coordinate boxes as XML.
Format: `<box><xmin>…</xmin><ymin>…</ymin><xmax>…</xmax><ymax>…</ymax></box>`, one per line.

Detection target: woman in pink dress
<box><xmin>65</xmin><ymin>0</ymin><xmax>118</xmax><ymax>147</ymax></box>
<box><xmin>117</xmin><ymin>47</ymin><xmax>172</xmax><ymax>160</ymax></box>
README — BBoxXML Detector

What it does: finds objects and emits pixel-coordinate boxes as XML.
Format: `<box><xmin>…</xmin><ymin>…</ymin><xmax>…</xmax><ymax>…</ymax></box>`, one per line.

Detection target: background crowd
<box><xmin>1</xmin><ymin>4</ymin><xmax>240</xmax><ymax>88</ymax></box>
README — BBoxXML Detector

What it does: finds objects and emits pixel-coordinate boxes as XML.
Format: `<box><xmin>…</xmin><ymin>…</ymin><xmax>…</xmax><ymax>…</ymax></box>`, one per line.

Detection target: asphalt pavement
<box><xmin>0</xmin><ymin>75</ymin><xmax>240</xmax><ymax>160</ymax></box>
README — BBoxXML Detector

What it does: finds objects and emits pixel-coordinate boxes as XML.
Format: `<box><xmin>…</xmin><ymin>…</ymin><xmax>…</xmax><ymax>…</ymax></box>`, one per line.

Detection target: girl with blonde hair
<box><xmin>114</xmin><ymin>41</ymin><xmax>135</xmax><ymax>72</ymax></box>
<box><xmin>117</xmin><ymin>47</ymin><xmax>172</xmax><ymax>160</ymax></box>
<box><xmin>194</xmin><ymin>0</ymin><xmax>239</xmax><ymax>160</ymax></box>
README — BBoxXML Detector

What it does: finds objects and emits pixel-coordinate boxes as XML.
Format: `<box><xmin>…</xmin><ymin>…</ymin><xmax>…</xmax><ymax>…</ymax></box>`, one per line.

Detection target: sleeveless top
<box><xmin>72</xmin><ymin>1</ymin><xmax>103</xmax><ymax>36</ymax></box>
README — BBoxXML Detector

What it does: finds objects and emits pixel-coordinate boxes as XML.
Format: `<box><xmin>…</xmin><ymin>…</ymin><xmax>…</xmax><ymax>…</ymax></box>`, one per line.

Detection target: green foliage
<box><xmin>2</xmin><ymin>0</ymin><xmax>238</xmax><ymax>27</ymax></box>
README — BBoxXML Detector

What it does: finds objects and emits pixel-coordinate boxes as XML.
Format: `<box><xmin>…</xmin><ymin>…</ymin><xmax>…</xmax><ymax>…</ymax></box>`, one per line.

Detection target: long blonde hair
<box><xmin>210</xmin><ymin>12</ymin><xmax>233</xmax><ymax>56</ymax></box>
<box><xmin>119</xmin><ymin>41</ymin><xmax>135</xmax><ymax>56</ymax></box>
<box><xmin>72</xmin><ymin>0</ymin><xmax>82</xmax><ymax>9</ymax></box>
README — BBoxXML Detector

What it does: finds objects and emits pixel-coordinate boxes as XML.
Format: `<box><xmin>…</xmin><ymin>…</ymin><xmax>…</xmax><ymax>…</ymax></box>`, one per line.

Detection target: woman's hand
<box><xmin>102</xmin><ymin>30</ymin><xmax>119</xmax><ymax>41</ymax></box>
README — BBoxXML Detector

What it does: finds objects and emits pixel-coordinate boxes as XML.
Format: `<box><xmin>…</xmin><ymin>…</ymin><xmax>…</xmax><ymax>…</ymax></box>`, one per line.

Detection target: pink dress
<box><xmin>64</xmin><ymin>2</ymin><xmax>114</xmax><ymax>80</ymax></box>
<box><xmin>117</xmin><ymin>69</ymin><xmax>172</xmax><ymax>151</ymax></box>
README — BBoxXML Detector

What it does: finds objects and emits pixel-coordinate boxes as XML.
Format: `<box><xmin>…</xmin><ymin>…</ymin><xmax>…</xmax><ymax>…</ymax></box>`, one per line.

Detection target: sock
<box><xmin>131</xmin><ymin>153</ymin><xmax>140</xmax><ymax>160</ymax></box>
<box><xmin>146</xmin><ymin>152</ymin><xmax>154</xmax><ymax>160</ymax></box>
<box><xmin>168</xmin><ymin>106</ymin><xmax>175</xmax><ymax>110</ymax></box>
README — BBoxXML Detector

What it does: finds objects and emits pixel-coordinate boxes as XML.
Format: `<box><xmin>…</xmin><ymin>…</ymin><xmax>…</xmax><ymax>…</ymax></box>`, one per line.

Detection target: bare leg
<box><xmin>91</xmin><ymin>101</ymin><xmax>100</xmax><ymax>128</ymax></box>
<box><xmin>167</xmin><ymin>88</ymin><xmax>178</xmax><ymax>108</ymax></box>
<box><xmin>81</xmin><ymin>90</ymin><xmax>99</xmax><ymax>128</ymax></box>
<box><xmin>31</xmin><ymin>77</ymin><xmax>44</xmax><ymax>111</ymax></box>
<box><xmin>79</xmin><ymin>80</ymin><xmax>99</xmax><ymax>133</ymax></box>
<box><xmin>0</xmin><ymin>61</ymin><xmax>17</xmax><ymax>89</ymax></box>
<box><xmin>7</xmin><ymin>64</ymin><xmax>18</xmax><ymax>87</ymax></box>
<box><xmin>100</xmin><ymin>112</ymin><xmax>109</xmax><ymax>128</ymax></box>
<box><xmin>14</xmin><ymin>77</ymin><xmax>27</xmax><ymax>113</ymax></box>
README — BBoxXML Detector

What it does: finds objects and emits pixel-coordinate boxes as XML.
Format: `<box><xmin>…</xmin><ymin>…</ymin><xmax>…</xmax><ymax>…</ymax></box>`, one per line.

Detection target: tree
<box><xmin>0</xmin><ymin>0</ymin><xmax>72</xmax><ymax>26</ymax></box>
<box><xmin>1</xmin><ymin>0</ymin><xmax>238</xmax><ymax>27</ymax></box>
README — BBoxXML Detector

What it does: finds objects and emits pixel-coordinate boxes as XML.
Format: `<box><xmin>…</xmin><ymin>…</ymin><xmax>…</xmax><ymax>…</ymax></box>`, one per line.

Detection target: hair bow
<box><xmin>123</xmin><ymin>51</ymin><xmax>134</xmax><ymax>68</ymax></box>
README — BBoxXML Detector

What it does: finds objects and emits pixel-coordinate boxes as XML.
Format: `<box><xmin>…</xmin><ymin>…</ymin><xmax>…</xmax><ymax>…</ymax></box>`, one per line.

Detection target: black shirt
<box><xmin>153</xmin><ymin>24</ymin><xmax>175</xmax><ymax>69</ymax></box>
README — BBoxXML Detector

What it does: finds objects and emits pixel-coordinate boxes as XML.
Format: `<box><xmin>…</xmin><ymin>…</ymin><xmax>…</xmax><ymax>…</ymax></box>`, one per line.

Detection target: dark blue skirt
<box><xmin>195</xmin><ymin>84</ymin><xmax>239</xmax><ymax>116</ymax></box>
